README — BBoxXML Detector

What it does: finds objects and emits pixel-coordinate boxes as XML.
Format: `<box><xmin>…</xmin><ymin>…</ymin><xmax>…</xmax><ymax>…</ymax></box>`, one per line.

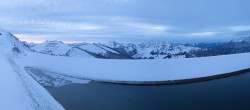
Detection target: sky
<box><xmin>0</xmin><ymin>0</ymin><xmax>250</xmax><ymax>43</ymax></box>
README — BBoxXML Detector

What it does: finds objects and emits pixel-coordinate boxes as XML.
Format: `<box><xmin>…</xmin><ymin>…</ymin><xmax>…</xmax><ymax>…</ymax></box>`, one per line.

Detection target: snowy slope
<box><xmin>31</xmin><ymin>41</ymin><xmax>95</xmax><ymax>58</ymax></box>
<box><xmin>31</xmin><ymin>40</ymin><xmax>72</xmax><ymax>56</ymax></box>
<box><xmin>23</xmin><ymin>41</ymin><xmax>36</xmax><ymax>48</ymax></box>
<box><xmin>30</xmin><ymin>41</ymin><xmax>122</xmax><ymax>58</ymax></box>
<box><xmin>0</xmin><ymin>54</ymin><xmax>34</xmax><ymax>110</ymax></box>
<box><xmin>0</xmin><ymin>28</ymin><xmax>64</xmax><ymax>110</ymax></box>
<box><xmin>96</xmin><ymin>44</ymin><xmax>120</xmax><ymax>54</ymax></box>
<box><xmin>0</xmin><ymin>29</ymin><xmax>28</xmax><ymax>53</ymax></box>
<box><xmin>134</xmin><ymin>41</ymin><xmax>200</xmax><ymax>59</ymax></box>
<box><xmin>0</xmin><ymin>54</ymin><xmax>64</xmax><ymax>110</ymax></box>
<box><xmin>76</xmin><ymin>43</ymin><xmax>119</xmax><ymax>55</ymax></box>
<box><xmin>66</xmin><ymin>47</ymin><xmax>94</xmax><ymax>58</ymax></box>
<box><xmin>106</xmin><ymin>41</ymin><xmax>137</xmax><ymax>56</ymax></box>
<box><xmin>106</xmin><ymin>40</ymin><xmax>200</xmax><ymax>59</ymax></box>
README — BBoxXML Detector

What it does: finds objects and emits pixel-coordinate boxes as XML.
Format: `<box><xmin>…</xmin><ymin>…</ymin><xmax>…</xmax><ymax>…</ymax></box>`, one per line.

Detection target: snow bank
<box><xmin>15</xmin><ymin>52</ymin><xmax>250</xmax><ymax>82</ymax></box>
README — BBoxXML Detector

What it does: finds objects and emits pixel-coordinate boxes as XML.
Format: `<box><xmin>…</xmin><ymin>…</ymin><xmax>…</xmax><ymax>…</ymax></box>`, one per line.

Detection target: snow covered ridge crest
<box><xmin>28</xmin><ymin>40</ymin><xmax>202</xmax><ymax>59</ymax></box>
<box><xmin>0</xmin><ymin>29</ymin><xmax>28</xmax><ymax>54</ymax></box>
<box><xmin>28</xmin><ymin>36</ymin><xmax>250</xmax><ymax>59</ymax></box>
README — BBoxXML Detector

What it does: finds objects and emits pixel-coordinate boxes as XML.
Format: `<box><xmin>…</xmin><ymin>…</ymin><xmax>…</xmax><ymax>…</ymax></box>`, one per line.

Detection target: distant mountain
<box><xmin>191</xmin><ymin>36</ymin><xmax>250</xmax><ymax>57</ymax></box>
<box><xmin>1</xmin><ymin>28</ymin><xmax>250</xmax><ymax>59</ymax></box>
<box><xmin>30</xmin><ymin>41</ymin><xmax>94</xmax><ymax>58</ymax></box>
<box><xmin>30</xmin><ymin>36</ymin><xmax>250</xmax><ymax>59</ymax></box>
<box><xmin>30</xmin><ymin>41</ymin><xmax>131</xmax><ymax>59</ymax></box>
<box><xmin>230</xmin><ymin>36</ymin><xmax>250</xmax><ymax>43</ymax></box>
<box><xmin>29</xmin><ymin>40</ymin><xmax>201</xmax><ymax>59</ymax></box>
<box><xmin>106</xmin><ymin>40</ymin><xmax>200</xmax><ymax>59</ymax></box>
<box><xmin>70</xmin><ymin>43</ymin><xmax>132</xmax><ymax>59</ymax></box>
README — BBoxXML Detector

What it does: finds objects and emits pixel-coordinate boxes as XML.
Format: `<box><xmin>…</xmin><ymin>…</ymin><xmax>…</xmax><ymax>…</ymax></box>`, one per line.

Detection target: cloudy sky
<box><xmin>0</xmin><ymin>0</ymin><xmax>250</xmax><ymax>43</ymax></box>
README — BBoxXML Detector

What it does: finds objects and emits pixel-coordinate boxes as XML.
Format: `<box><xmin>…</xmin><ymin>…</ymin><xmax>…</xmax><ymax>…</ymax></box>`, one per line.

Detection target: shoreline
<box><xmin>93</xmin><ymin>68</ymin><xmax>250</xmax><ymax>86</ymax></box>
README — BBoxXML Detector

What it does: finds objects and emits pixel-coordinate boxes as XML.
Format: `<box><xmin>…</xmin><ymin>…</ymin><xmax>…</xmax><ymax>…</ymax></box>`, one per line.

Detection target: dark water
<box><xmin>47</xmin><ymin>72</ymin><xmax>250</xmax><ymax>110</ymax></box>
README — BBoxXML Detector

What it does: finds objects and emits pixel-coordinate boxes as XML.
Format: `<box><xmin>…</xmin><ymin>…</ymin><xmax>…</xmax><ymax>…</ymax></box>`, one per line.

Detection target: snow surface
<box><xmin>15</xmin><ymin>52</ymin><xmax>250</xmax><ymax>82</ymax></box>
<box><xmin>67</xmin><ymin>48</ymin><xmax>95</xmax><ymax>58</ymax></box>
<box><xmin>0</xmin><ymin>29</ymin><xmax>27</xmax><ymax>53</ymax></box>
<box><xmin>25</xmin><ymin>67</ymin><xmax>90</xmax><ymax>87</ymax></box>
<box><xmin>0</xmin><ymin>54</ymin><xmax>64</xmax><ymax>110</ymax></box>
<box><xmin>95</xmin><ymin>44</ymin><xmax>119</xmax><ymax>54</ymax></box>
<box><xmin>0</xmin><ymin>29</ymin><xmax>64</xmax><ymax>110</ymax></box>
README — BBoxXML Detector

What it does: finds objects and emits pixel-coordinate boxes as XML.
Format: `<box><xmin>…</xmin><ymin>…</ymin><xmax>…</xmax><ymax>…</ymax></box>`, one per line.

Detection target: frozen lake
<box><xmin>46</xmin><ymin>72</ymin><xmax>250</xmax><ymax>110</ymax></box>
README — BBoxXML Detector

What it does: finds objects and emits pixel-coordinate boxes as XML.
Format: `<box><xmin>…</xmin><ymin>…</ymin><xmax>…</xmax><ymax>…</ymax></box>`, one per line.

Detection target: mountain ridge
<box><xmin>1</xmin><ymin>28</ymin><xmax>250</xmax><ymax>59</ymax></box>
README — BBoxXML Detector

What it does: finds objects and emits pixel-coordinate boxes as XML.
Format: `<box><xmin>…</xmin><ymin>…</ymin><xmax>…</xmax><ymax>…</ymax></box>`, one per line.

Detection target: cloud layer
<box><xmin>0</xmin><ymin>0</ymin><xmax>250</xmax><ymax>43</ymax></box>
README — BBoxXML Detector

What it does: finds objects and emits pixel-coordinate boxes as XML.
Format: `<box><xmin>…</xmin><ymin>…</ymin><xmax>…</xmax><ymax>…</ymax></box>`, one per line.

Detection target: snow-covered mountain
<box><xmin>0</xmin><ymin>29</ymin><xmax>28</xmax><ymax>54</ymax></box>
<box><xmin>31</xmin><ymin>40</ymin><xmax>71</xmax><ymax>56</ymax></box>
<box><xmin>71</xmin><ymin>43</ymin><xmax>129</xmax><ymax>59</ymax></box>
<box><xmin>0</xmin><ymin>28</ymin><xmax>64</xmax><ymax>110</ymax></box>
<box><xmin>30</xmin><ymin>41</ymin><xmax>94</xmax><ymax>58</ymax></box>
<box><xmin>134</xmin><ymin>40</ymin><xmax>200</xmax><ymax>59</ymax></box>
<box><xmin>29</xmin><ymin>40</ymin><xmax>200</xmax><ymax>59</ymax></box>
<box><xmin>29</xmin><ymin>36</ymin><xmax>250</xmax><ymax>59</ymax></box>
<box><xmin>30</xmin><ymin>41</ymin><xmax>130</xmax><ymax>59</ymax></box>
<box><xmin>105</xmin><ymin>40</ymin><xmax>200</xmax><ymax>59</ymax></box>
<box><xmin>191</xmin><ymin>36</ymin><xmax>250</xmax><ymax>57</ymax></box>
<box><xmin>230</xmin><ymin>36</ymin><xmax>250</xmax><ymax>43</ymax></box>
<box><xmin>0</xmin><ymin>25</ymin><xmax>245</xmax><ymax>60</ymax></box>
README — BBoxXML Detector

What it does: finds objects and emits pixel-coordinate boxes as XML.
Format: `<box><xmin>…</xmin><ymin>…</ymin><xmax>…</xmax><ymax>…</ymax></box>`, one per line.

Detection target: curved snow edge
<box><xmin>92</xmin><ymin>68</ymin><xmax>250</xmax><ymax>85</ymax></box>
<box><xmin>27</xmin><ymin>66</ymin><xmax>250</xmax><ymax>86</ymax></box>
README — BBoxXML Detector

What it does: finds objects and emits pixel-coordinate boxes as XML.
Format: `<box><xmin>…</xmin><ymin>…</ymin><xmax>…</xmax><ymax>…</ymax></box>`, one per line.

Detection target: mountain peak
<box><xmin>0</xmin><ymin>28</ymin><xmax>27</xmax><ymax>54</ymax></box>
<box><xmin>231</xmin><ymin>36</ymin><xmax>250</xmax><ymax>43</ymax></box>
<box><xmin>44</xmin><ymin>40</ymin><xmax>64</xmax><ymax>44</ymax></box>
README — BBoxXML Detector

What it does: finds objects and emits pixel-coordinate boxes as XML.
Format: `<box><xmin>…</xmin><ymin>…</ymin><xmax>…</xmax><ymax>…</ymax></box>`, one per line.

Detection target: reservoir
<box><xmin>46</xmin><ymin>72</ymin><xmax>250</xmax><ymax>110</ymax></box>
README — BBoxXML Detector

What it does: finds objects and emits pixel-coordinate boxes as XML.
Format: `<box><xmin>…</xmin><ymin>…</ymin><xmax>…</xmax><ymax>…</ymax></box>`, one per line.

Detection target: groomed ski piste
<box><xmin>1</xmin><ymin>28</ymin><xmax>250</xmax><ymax>109</ymax></box>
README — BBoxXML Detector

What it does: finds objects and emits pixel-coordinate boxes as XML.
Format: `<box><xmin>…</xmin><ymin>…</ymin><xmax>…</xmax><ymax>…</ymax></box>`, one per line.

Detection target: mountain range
<box><xmin>25</xmin><ymin>36</ymin><xmax>250</xmax><ymax>59</ymax></box>
<box><xmin>1</xmin><ymin>28</ymin><xmax>250</xmax><ymax>59</ymax></box>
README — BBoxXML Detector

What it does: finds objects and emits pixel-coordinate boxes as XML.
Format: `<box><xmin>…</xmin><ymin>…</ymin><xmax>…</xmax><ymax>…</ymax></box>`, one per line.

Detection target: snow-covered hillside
<box><xmin>31</xmin><ymin>41</ymin><xmax>94</xmax><ymax>58</ymax></box>
<box><xmin>31</xmin><ymin>40</ymin><xmax>71</xmax><ymax>56</ymax></box>
<box><xmin>0</xmin><ymin>29</ymin><xmax>64</xmax><ymax>110</ymax></box>
<box><xmin>75</xmin><ymin>43</ymin><xmax>119</xmax><ymax>56</ymax></box>
<box><xmin>0</xmin><ymin>29</ymin><xmax>28</xmax><ymax>54</ymax></box>
<box><xmin>0</xmin><ymin>54</ymin><xmax>64</xmax><ymax>110</ymax></box>
<box><xmin>132</xmin><ymin>40</ymin><xmax>200</xmax><ymax>59</ymax></box>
